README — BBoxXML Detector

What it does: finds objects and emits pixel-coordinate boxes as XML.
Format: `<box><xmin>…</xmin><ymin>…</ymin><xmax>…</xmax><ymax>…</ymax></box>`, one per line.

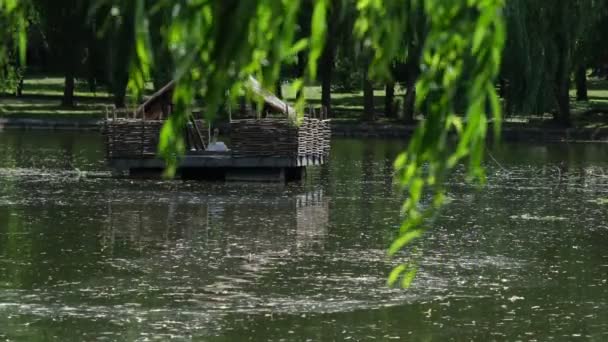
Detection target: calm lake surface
<box><xmin>0</xmin><ymin>130</ymin><xmax>607</xmax><ymax>341</ymax></box>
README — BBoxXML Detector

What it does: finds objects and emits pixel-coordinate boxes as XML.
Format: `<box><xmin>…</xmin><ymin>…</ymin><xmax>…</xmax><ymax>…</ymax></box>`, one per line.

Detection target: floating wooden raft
<box><xmin>230</xmin><ymin>117</ymin><xmax>330</xmax><ymax>159</ymax></box>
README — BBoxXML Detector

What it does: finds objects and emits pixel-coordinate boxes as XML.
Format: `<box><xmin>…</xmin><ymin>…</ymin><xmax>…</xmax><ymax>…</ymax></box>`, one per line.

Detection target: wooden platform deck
<box><xmin>109</xmin><ymin>152</ymin><xmax>326</xmax><ymax>182</ymax></box>
<box><xmin>109</xmin><ymin>152</ymin><xmax>326</xmax><ymax>169</ymax></box>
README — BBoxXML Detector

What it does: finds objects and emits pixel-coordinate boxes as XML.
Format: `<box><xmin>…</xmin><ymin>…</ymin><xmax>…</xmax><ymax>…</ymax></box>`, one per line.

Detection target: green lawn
<box><xmin>569</xmin><ymin>79</ymin><xmax>608</xmax><ymax>128</ymax></box>
<box><xmin>281</xmin><ymin>83</ymin><xmax>406</xmax><ymax>122</ymax></box>
<box><xmin>18</xmin><ymin>75</ymin><xmax>112</xmax><ymax>98</ymax></box>
<box><xmin>1</xmin><ymin>75</ymin><xmax>607</xmax><ymax>126</ymax></box>
<box><xmin>0</xmin><ymin>76</ymin><xmax>113</xmax><ymax>119</ymax></box>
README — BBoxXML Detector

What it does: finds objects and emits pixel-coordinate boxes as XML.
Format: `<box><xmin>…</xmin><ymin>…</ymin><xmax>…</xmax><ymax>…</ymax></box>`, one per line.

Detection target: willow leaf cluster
<box><xmin>0</xmin><ymin>0</ymin><xmax>28</xmax><ymax>83</ymax></box>
<box><xmin>390</xmin><ymin>0</ymin><xmax>505</xmax><ymax>286</ymax></box>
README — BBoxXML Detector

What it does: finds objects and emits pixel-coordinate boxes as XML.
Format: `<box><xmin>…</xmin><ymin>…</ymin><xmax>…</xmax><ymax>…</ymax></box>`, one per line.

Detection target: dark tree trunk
<box><xmin>296</xmin><ymin>51</ymin><xmax>307</xmax><ymax>99</ymax></box>
<box><xmin>320</xmin><ymin>44</ymin><xmax>335</xmax><ymax>117</ymax></box>
<box><xmin>113</xmin><ymin>83</ymin><xmax>127</xmax><ymax>108</ymax></box>
<box><xmin>113</xmin><ymin>74</ymin><xmax>128</xmax><ymax>108</ymax></box>
<box><xmin>275</xmin><ymin>79</ymin><xmax>283</xmax><ymax>99</ymax></box>
<box><xmin>114</xmin><ymin>89</ymin><xmax>126</xmax><ymax>108</ymax></box>
<box><xmin>498</xmin><ymin>78</ymin><xmax>506</xmax><ymax>98</ymax></box>
<box><xmin>384</xmin><ymin>82</ymin><xmax>395</xmax><ymax>119</ymax></box>
<box><xmin>576</xmin><ymin>66</ymin><xmax>588</xmax><ymax>101</ymax></box>
<box><xmin>500</xmin><ymin>78</ymin><xmax>514</xmax><ymax>117</ymax></box>
<box><xmin>363</xmin><ymin>72</ymin><xmax>375</xmax><ymax>121</ymax></box>
<box><xmin>16</xmin><ymin>77</ymin><xmax>23</xmax><ymax>97</ymax></box>
<box><xmin>403</xmin><ymin>82</ymin><xmax>416</xmax><ymax>124</ymax></box>
<box><xmin>62</xmin><ymin>71</ymin><xmax>75</xmax><ymax>107</ymax></box>
<box><xmin>552</xmin><ymin>45</ymin><xmax>571</xmax><ymax>126</ymax></box>
<box><xmin>552</xmin><ymin>16</ymin><xmax>572</xmax><ymax>126</ymax></box>
<box><xmin>554</xmin><ymin>82</ymin><xmax>571</xmax><ymax>126</ymax></box>
<box><xmin>321</xmin><ymin>69</ymin><xmax>332</xmax><ymax>117</ymax></box>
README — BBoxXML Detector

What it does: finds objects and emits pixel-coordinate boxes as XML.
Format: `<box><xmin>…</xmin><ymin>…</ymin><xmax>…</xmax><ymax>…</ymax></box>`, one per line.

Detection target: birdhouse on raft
<box><xmin>102</xmin><ymin>77</ymin><xmax>331</xmax><ymax>182</ymax></box>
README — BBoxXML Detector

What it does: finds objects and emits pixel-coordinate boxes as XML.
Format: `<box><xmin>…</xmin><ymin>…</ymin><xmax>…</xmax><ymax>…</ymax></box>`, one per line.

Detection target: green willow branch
<box><xmin>129</xmin><ymin>0</ymin><xmax>505</xmax><ymax>287</ymax></box>
<box><xmin>0</xmin><ymin>0</ymin><xmax>29</xmax><ymax>81</ymax></box>
<box><xmin>390</xmin><ymin>0</ymin><xmax>505</xmax><ymax>287</ymax></box>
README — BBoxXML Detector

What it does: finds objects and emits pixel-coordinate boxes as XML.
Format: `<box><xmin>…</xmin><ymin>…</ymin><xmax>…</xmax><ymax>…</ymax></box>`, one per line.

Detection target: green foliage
<box><xmin>391</xmin><ymin>0</ymin><xmax>505</xmax><ymax>286</ymax></box>
<box><xmin>0</xmin><ymin>0</ymin><xmax>28</xmax><ymax>81</ymax></box>
<box><xmin>0</xmin><ymin>63</ymin><xmax>24</xmax><ymax>94</ymax></box>
<box><xmin>501</xmin><ymin>0</ymin><xmax>607</xmax><ymax>119</ymax></box>
<box><xmin>333</xmin><ymin>53</ymin><xmax>363</xmax><ymax>92</ymax></box>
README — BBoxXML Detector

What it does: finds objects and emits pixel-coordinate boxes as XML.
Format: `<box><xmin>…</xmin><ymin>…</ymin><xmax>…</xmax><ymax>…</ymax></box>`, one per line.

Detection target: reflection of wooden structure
<box><xmin>102</xmin><ymin>78</ymin><xmax>330</xmax><ymax>182</ymax></box>
<box><xmin>296</xmin><ymin>190</ymin><xmax>329</xmax><ymax>248</ymax></box>
<box><xmin>101</xmin><ymin>189</ymin><xmax>329</xmax><ymax>254</ymax></box>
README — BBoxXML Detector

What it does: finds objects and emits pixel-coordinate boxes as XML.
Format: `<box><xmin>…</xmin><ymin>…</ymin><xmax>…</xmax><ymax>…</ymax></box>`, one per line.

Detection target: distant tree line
<box><xmin>2</xmin><ymin>0</ymin><xmax>608</xmax><ymax>126</ymax></box>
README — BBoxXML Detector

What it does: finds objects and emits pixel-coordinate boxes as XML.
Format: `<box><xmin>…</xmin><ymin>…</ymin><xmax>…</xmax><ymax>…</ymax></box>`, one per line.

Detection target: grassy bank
<box><xmin>0</xmin><ymin>76</ymin><xmax>112</xmax><ymax>119</ymax></box>
<box><xmin>1</xmin><ymin>75</ymin><xmax>607</xmax><ymax>128</ymax></box>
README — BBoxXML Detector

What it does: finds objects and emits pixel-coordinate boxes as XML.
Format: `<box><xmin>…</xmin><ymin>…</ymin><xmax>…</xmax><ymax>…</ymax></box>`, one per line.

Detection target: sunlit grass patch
<box><xmin>0</xmin><ymin>97</ymin><xmax>108</xmax><ymax>118</ymax></box>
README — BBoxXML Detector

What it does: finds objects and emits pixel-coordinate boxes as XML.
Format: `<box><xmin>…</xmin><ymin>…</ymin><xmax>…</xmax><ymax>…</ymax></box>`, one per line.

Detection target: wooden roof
<box><xmin>246</xmin><ymin>76</ymin><xmax>296</xmax><ymax>117</ymax></box>
<box><xmin>136</xmin><ymin>77</ymin><xmax>296</xmax><ymax>117</ymax></box>
<box><xmin>135</xmin><ymin>80</ymin><xmax>176</xmax><ymax>116</ymax></box>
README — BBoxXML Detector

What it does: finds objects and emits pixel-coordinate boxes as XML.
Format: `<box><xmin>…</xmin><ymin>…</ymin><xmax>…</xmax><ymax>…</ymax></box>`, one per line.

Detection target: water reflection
<box><xmin>101</xmin><ymin>189</ymin><xmax>329</xmax><ymax>255</ymax></box>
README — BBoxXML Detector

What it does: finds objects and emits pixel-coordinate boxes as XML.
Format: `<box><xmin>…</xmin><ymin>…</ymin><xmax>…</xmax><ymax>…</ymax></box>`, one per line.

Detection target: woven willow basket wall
<box><xmin>230</xmin><ymin>118</ymin><xmax>330</xmax><ymax>158</ymax></box>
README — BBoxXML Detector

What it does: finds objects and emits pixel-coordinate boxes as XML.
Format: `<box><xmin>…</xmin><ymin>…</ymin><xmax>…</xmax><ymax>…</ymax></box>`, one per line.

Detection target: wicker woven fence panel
<box><xmin>230</xmin><ymin>118</ymin><xmax>330</xmax><ymax>158</ymax></box>
<box><xmin>320</xmin><ymin>120</ymin><xmax>331</xmax><ymax>157</ymax></box>
<box><xmin>103</xmin><ymin>120</ymin><xmax>163</xmax><ymax>158</ymax></box>
<box><xmin>231</xmin><ymin>119</ymin><xmax>299</xmax><ymax>157</ymax></box>
<box><xmin>104</xmin><ymin>119</ymin><xmax>207</xmax><ymax>159</ymax></box>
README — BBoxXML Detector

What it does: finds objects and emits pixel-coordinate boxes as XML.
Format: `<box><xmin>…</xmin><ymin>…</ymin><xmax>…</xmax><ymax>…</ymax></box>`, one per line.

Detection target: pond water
<box><xmin>0</xmin><ymin>130</ymin><xmax>607</xmax><ymax>341</ymax></box>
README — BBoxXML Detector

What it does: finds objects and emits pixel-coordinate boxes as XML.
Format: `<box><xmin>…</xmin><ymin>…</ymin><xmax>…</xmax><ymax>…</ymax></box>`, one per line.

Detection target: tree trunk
<box><xmin>552</xmin><ymin>29</ymin><xmax>572</xmax><ymax>126</ymax></box>
<box><xmin>385</xmin><ymin>82</ymin><xmax>395</xmax><ymax>119</ymax></box>
<box><xmin>114</xmin><ymin>88</ymin><xmax>127</xmax><ymax>108</ymax></box>
<box><xmin>113</xmin><ymin>74</ymin><xmax>128</xmax><ymax>108</ymax></box>
<box><xmin>296</xmin><ymin>51</ymin><xmax>306</xmax><ymax>99</ymax></box>
<box><xmin>321</xmin><ymin>69</ymin><xmax>332</xmax><ymax>118</ymax></box>
<box><xmin>62</xmin><ymin>71</ymin><xmax>75</xmax><ymax>107</ymax></box>
<box><xmin>275</xmin><ymin>79</ymin><xmax>283</xmax><ymax>99</ymax></box>
<box><xmin>554</xmin><ymin>83</ymin><xmax>571</xmax><ymax>126</ymax></box>
<box><xmin>320</xmin><ymin>44</ymin><xmax>335</xmax><ymax>117</ymax></box>
<box><xmin>111</xmin><ymin>62</ymin><xmax>130</xmax><ymax>108</ymax></box>
<box><xmin>16</xmin><ymin>77</ymin><xmax>23</xmax><ymax>97</ymax></box>
<box><xmin>576</xmin><ymin>66</ymin><xmax>588</xmax><ymax>101</ymax></box>
<box><xmin>403</xmin><ymin>82</ymin><xmax>416</xmax><ymax>124</ymax></box>
<box><xmin>363</xmin><ymin>72</ymin><xmax>375</xmax><ymax>121</ymax></box>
